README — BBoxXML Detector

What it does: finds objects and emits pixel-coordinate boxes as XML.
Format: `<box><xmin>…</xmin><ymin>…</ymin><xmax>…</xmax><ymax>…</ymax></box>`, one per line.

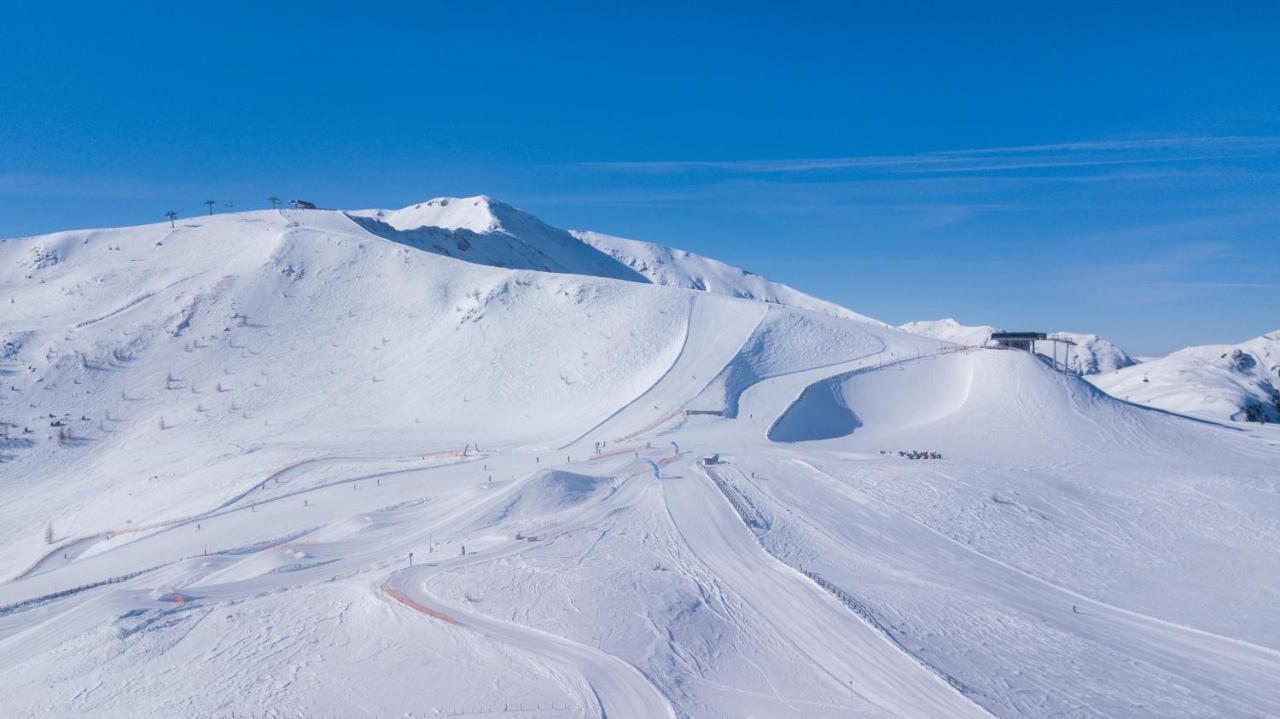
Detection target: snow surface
<box><xmin>1</xmin><ymin>202</ymin><xmax>1278</xmax><ymax>718</ymax></box>
<box><xmin>1092</xmin><ymin>330</ymin><xmax>1280</xmax><ymax>422</ymax></box>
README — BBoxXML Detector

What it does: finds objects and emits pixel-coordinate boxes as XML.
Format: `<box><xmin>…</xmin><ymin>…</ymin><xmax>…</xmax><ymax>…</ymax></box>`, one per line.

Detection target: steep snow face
<box><xmin>572</xmin><ymin>230</ymin><xmax>879</xmax><ymax>323</ymax></box>
<box><xmin>900</xmin><ymin>318</ymin><xmax>1136</xmax><ymax>375</ymax></box>
<box><xmin>1092</xmin><ymin>331</ymin><xmax>1280</xmax><ymax>422</ymax></box>
<box><xmin>348</xmin><ymin>197</ymin><xmax>648</xmax><ymax>283</ymax></box>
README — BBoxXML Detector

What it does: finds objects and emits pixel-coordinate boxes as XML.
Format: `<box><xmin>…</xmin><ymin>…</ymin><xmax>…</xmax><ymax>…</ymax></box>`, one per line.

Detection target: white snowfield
<box><xmin>1</xmin><ymin>198</ymin><xmax>1278</xmax><ymax>718</ymax></box>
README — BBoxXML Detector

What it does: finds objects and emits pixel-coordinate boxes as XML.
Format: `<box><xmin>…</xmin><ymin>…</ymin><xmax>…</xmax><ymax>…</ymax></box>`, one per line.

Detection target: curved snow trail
<box><xmin>660</xmin><ymin>454</ymin><xmax>990</xmax><ymax>718</ymax></box>
<box><xmin>72</xmin><ymin>272</ymin><xmax>205</xmax><ymax>328</ymax></box>
<box><xmin>731</xmin><ymin>346</ymin><xmax>890</xmax><ymax>440</ymax></box>
<box><xmin>0</xmin><ymin>454</ymin><xmax>592</xmax><ymax>650</ymax></box>
<box><xmin>562</xmin><ymin>293</ymin><xmax>769</xmax><ymax>450</ymax></box>
<box><xmin>382</xmin><ymin>584</ymin><xmax>457</xmax><ymax>624</ymax></box>
<box><xmin>558</xmin><ymin>295</ymin><xmax>699</xmax><ymax>450</ymax></box>
<box><xmin>382</xmin><ymin>547</ymin><xmax>675</xmax><ymax>718</ymax></box>
<box><xmin>6</xmin><ymin>450</ymin><xmax>472</xmax><ymax>584</ymax></box>
<box><xmin>6</xmin><ymin>534</ymin><xmax>108</xmax><ymax>584</ymax></box>
<box><xmin>763</xmin><ymin>345</ymin><xmax>982</xmax><ymax>442</ymax></box>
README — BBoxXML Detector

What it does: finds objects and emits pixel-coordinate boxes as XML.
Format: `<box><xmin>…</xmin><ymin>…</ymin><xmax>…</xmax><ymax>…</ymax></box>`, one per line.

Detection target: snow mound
<box><xmin>479</xmin><ymin>470</ymin><xmax>612</xmax><ymax>526</ymax></box>
<box><xmin>693</xmin><ymin>306</ymin><xmax>887</xmax><ymax>417</ymax></box>
<box><xmin>149</xmin><ymin>585</ymin><xmax>194</xmax><ymax>604</ymax></box>
<box><xmin>771</xmin><ymin>349</ymin><xmax>1210</xmax><ymax>454</ymax></box>
<box><xmin>770</xmin><ymin>351</ymin><xmax>972</xmax><ymax>442</ymax></box>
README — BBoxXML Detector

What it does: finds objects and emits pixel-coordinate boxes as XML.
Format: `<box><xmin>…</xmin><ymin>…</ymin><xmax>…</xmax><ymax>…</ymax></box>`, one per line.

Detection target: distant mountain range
<box><xmin>1092</xmin><ymin>331</ymin><xmax>1280</xmax><ymax>423</ymax></box>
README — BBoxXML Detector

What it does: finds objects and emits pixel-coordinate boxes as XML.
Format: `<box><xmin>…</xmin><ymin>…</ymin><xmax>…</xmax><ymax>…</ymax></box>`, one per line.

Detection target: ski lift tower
<box><xmin>1045</xmin><ymin>333</ymin><xmax>1078</xmax><ymax>374</ymax></box>
<box><xmin>987</xmin><ymin>331</ymin><xmax>1077</xmax><ymax>374</ymax></box>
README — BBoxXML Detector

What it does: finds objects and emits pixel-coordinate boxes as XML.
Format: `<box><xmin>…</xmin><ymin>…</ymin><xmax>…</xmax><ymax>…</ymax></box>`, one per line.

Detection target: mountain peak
<box><xmin>374</xmin><ymin>195</ymin><xmax>518</xmax><ymax>234</ymax></box>
<box><xmin>346</xmin><ymin>196</ymin><xmax>871</xmax><ymax>321</ymax></box>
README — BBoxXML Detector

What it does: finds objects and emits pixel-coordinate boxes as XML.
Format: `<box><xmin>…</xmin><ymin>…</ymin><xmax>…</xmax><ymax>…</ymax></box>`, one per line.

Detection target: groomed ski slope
<box><xmin>2</xmin><ymin>203</ymin><xmax>1278</xmax><ymax>717</ymax></box>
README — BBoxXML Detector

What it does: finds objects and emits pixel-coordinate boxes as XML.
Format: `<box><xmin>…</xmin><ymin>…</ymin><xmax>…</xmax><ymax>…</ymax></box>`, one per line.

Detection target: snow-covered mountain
<box><xmin>346</xmin><ymin>196</ymin><xmax>863</xmax><ymax>320</ymax></box>
<box><xmin>1050</xmin><ymin>331</ymin><xmax>1139</xmax><ymax>375</ymax></box>
<box><xmin>2</xmin><ymin>202</ymin><xmax>1278</xmax><ymax>718</ymax></box>
<box><xmin>1092</xmin><ymin>330</ymin><xmax>1280</xmax><ymax>422</ymax></box>
<box><xmin>900</xmin><ymin>318</ymin><xmax>1138</xmax><ymax>375</ymax></box>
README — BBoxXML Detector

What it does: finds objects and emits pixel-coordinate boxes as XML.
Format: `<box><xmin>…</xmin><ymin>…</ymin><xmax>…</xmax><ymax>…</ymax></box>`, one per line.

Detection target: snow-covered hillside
<box><xmin>901</xmin><ymin>318</ymin><xmax>1137</xmax><ymax>375</ymax></box>
<box><xmin>1092</xmin><ymin>330</ymin><xmax>1280</xmax><ymax>422</ymax></box>
<box><xmin>2</xmin><ymin>203</ymin><xmax>1278</xmax><ymax>718</ymax></box>
<box><xmin>573</xmin><ymin>229</ymin><xmax>878</xmax><ymax>322</ymax></box>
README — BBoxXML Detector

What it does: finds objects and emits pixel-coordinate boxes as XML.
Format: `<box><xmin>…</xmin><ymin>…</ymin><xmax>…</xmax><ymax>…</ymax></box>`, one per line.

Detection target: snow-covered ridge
<box><xmin>1092</xmin><ymin>330</ymin><xmax>1280</xmax><ymax>422</ymax></box>
<box><xmin>572</xmin><ymin>229</ymin><xmax>881</xmax><ymax>324</ymax></box>
<box><xmin>899</xmin><ymin>318</ymin><xmax>997</xmax><ymax>348</ymax></box>
<box><xmin>900</xmin><ymin>317</ymin><xmax>1137</xmax><ymax>375</ymax></box>
<box><xmin>347</xmin><ymin>196</ymin><xmax>648</xmax><ymax>283</ymax></box>
<box><xmin>348</xmin><ymin>196</ymin><xmax>863</xmax><ymax>320</ymax></box>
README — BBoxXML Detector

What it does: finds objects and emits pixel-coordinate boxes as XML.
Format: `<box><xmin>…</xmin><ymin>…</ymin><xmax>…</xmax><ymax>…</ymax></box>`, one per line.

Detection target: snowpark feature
<box><xmin>1</xmin><ymin>197</ymin><xmax>1278</xmax><ymax>717</ymax></box>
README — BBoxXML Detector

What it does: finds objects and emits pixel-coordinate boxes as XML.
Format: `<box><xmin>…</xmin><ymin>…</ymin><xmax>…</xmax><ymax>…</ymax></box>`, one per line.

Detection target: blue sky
<box><xmin>2</xmin><ymin>2</ymin><xmax>1277</xmax><ymax>354</ymax></box>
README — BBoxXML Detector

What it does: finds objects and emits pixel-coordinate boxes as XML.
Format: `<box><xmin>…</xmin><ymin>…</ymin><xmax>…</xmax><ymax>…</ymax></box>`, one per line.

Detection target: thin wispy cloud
<box><xmin>1141</xmin><ymin>282</ymin><xmax>1280</xmax><ymax>289</ymax></box>
<box><xmin>1053</xmin><ymin>229</ymin><xmax>1280</xmax><ymax>307</ymax></box>
<box><xmin>573</xmin><ymin>135</ymin><xmax>1280</xmax><ymax>176</ymax></box>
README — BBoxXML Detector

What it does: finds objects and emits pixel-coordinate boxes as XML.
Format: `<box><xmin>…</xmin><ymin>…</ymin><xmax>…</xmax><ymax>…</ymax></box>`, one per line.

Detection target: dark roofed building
<box><xmin>989</xmin><ymin>331</ymin><xmax>1047</xmax><ymax>352</ymax></box>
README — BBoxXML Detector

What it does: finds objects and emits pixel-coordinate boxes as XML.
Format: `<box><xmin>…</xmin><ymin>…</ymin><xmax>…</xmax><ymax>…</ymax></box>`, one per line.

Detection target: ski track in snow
<box><xmin>382</xmin><ymin>524</ymin><xmax>676</xmax><ymax>718</ymax></box>
<box><xmin>3</xmin><ymin>203</ymin><xmax>1278</xmax><ymax>717</ymax></box>
<box><xmin>73</xmin><ymin>272</ymin><xmax>205</xmax><ymax>329</ymax></box>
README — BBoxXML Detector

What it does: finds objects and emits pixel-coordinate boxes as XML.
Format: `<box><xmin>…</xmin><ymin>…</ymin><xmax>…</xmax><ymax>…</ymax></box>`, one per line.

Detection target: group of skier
<box><xmin>881</xmin><ymin>449</ymin><xmax>943</xmax><ymax>460</ymax></box>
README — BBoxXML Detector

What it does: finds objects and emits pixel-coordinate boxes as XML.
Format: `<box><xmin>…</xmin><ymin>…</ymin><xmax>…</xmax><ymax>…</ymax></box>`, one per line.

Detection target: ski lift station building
<box><xmin>989</xmin><ymin>331</ymin><xmax>1077</xmax><ymax>374</ymax></box>
<box><xmin>989</xmin><ymin>331</ymin><xmax>1047</xmax><ymax>351</ymax></box>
